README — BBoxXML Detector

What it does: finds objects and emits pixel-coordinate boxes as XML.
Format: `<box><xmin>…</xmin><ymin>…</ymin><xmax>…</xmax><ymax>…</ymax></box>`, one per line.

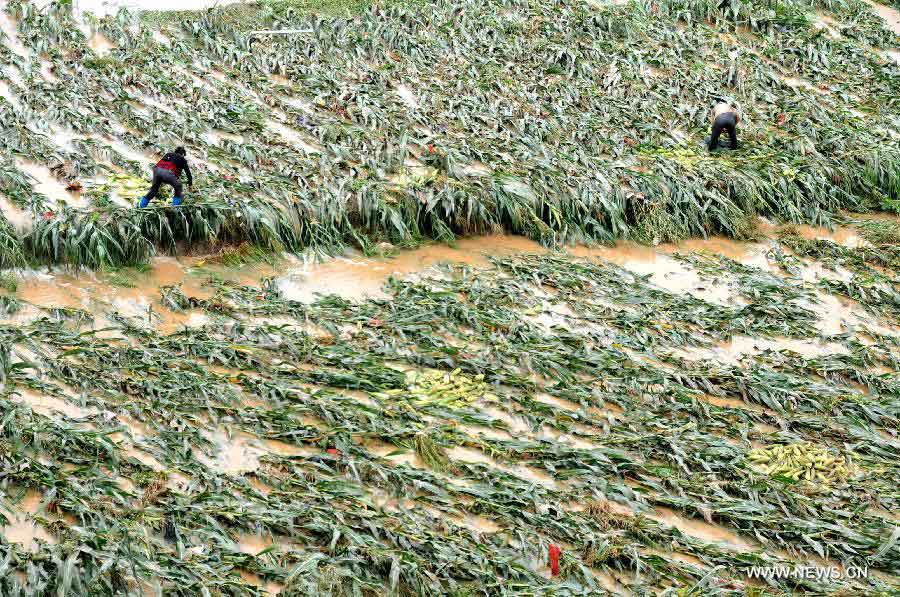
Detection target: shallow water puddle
<box><xmin>812</xmin><ymin>12</ymin><xmax>842</xmax><ymax>39</ymax></box>
<box><xmin>371</xmin><ymin>489</ymin><xmax>497</xmax><ymax>533</ymax></box>
<box><xmin>201</xmin><ymin>129</ymin><xmax>246</xmax><ymax>147</ymax></box>
<box><xmin>264</xmin><ymin>118</ymin><xmax>321</xmax><ymax>154</ymax></box>
<box><xmin>796</xmin><ymin>260</ymin><xmax>854</xmax><ymax>284</ymax></box>
<box><xmin>537</xmin><ymin>424</ymin><xmax>605</xmax><ymax>451</ymax></box>
<box><xmin>16</xmin><ymin>160</ymin><xmax>87</xmax><ymax>209</ymax></box>
<box><xmin>526</xmin><ymin>301</ymin><xmax>582</xmax><ymax>331</ymax></box>
<box><xmin>648</xmin><ymin>506</ymin><xmax>756</xmax><ymax>551</ymax></box>
<box><xmin>644</xmin><ymin>546</ymin><xmax>706</xmax><ymax>568</ymax></box>
<box><xmin>807</xmin><ymin>291</ymin><xmax>895</xmax><ymax>336</ymax></box>
<box><xmin>482</xmin><ymin>405</ymin><xmax>532</xmax><ymax>434</ymax></box>
<box><xmin>261</xmin><ymin>438</ymin><xmax>316</xmax><ymax>457</ymax></box>
<box><xmin>457</xmin><ymin>160</ymin><xmax>492</xmax><ymax>178</ymax></box>
<box><xmin>364</xmin><ymin>438</ymin><xmax>423</xmax><ymax>467</ymax></box>
<box><xmin>114</xmin><ymin>413</ymin><xmax>152</xmax><ymax>439</ymax></box>
<box><xmin>238</xmin><ymin>532</ymin><xmax>276</xmax><ymax>554</ymax></box>
<box><xmin>453</xmin><ymin>512</ymin><xmax>502</xmax><ymax>534</ymax></box>
<box><xmin>695</xmin><ymin>392</ymin><xmax>772</xmax><ymax>414</ymax></box>
<box><xmin>534</xmin><ymin>392</ymin><xmax>583</xmax><ymax>413</ymax></box>
<box><xmin>239</xmin><ymin>570</ymin><xmax>284</xmax><ymax>595</ymax></box>
<box><xmin>660</xmin><ymin>235</ymin><xmax>771</xmax><ymax>267</ymax></box>
<box><xmin>0</xmin><ymin>11</ymin><xmax>29</xmax><ymax>58</ymax></box>
<box><xmin>1</xmin><ymin>490</ymin><xmax>55</xmax><ymax>552</ymax></box>
<box><xmin>157</xmin><ymin>310</ymin><xmax>210</xmax><ymax>334</ymax></box>
<box><xmin>74</xmin><ymin>0</ymin><xmax>243</xmax><ymax>17</ymax></box>
<box><xmin>282</xmin><ymin>94</ymin><xmax>316</xmax><ymax>115</ymax></box>
<box><xmin>793</xmin><ymin>223</ymin><xmax>867</xmax><ymax>248</ymax></box>
<box><xmin>447</xmin><ymin>446</ymin><xmax>559</xmax><ymax>488</ymax></box>
<box><xmin>47</xmin><ymin>126</ymin><xmax>82</xmax><ymax>154</ymax></box>
<box><xmin>199</xmin><ymin>429</ymin><xmax>316</xmax><ymax>474</ymax></box>
<box><xmin>276</xmin><ymin>235</ymin><xmax>545</xmax><ymax>302</ymax></box>
<box><xmin>781</xmin><ymin>75</ymin><xmax>827</xmax><ymax>95</ymax></box>
<box><xmin>10</xmin><ymin>389</ymin><xmax>95</xmax><ymax>420</ymax></box>
<box><xmin>570</xmin><ymin>242</ymin><xmax>741</xmax><ymax>305</ymax></box>
<box><xmin>123</xmin><ymin>443</ymin><xmax>167</xmax><ymax>472</ymax></box>
<box><xmin>0</xmin><ymin>79</ymin><xmax>21</xmax><ymax>110</ymax></box>
<box><xmin>12</xmin><ymin>256</ymin><xmax>213</xmax><ymax>329</ymax></box>
<box><xmin>96</xmin><ymin>133</ymin><xmax>155</xmax><ymax>166</ymax></box>
<box><xmin>246</xmin><ymin>476</ymin><xmax>273</xmax><ymax>495</ymax></box>
<box><xmin>674</xmin><ymin>333</ymin><xmax>849</xmax><ymax>366</ymax></box>
<box><xmin>864</xmin><ymin>0</ymin><xmax>900</xmax><ymax>35</ymax></box>
<box><xmin>395</xmin><ymin>84</ymin><xmax>418</xmax><ymax>109</ymax></box>
<box><xmin>39</xmin><ymin>60</ymin><xmax>60</xmax><ymax>83</ymax></box>
<box><xmin>464</xmin><ymin>423</ymin><xmax>515</xmax><ymax>441</ymax></box>
<box><xmin>88</xmin><ymin>32</ymin><xmax>115</xmax><ymax>56</ymax></box>
<box><xmin>0</xmin><ymin>193</ymin><xmax>32</xmax><ymax>232</ymax></box>
<box><xmin>198</xmin><ymin>429</ymin><xmax>269</xmax><ymax>474</ymax></box>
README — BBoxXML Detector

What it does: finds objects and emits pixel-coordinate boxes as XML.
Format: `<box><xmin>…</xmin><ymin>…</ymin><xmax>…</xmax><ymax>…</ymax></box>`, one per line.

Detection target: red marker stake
<box><xmin>549</xmin><ymin>544</ymin><xmax>561</xmax><ymax>577</ymax></box>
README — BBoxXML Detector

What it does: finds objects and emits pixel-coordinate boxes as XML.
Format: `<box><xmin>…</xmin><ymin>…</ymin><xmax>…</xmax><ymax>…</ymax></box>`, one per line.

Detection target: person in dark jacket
<box><xmin>138</xmin><ymin>147</ymin><xmax>193</xmax><ymax>207</ymax></box>
<box><xmin>706</xmin><ymin>101</ymin><xmax>740</xmax><ymax>151</ymax></box>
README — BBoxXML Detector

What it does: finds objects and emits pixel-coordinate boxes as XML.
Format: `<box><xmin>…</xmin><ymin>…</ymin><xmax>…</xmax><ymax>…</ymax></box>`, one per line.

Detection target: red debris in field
<box><xmin>66</xmin><ymin>181</ymin><xmax>83</xmax><ymax>192</ymax></box>
<box><xmin>776</xmin><ymin>113</ymin><xmax>786</xmax><ymax>126</ymax></box>
<box><xmin>368</xmin><ymin>318</ymin><xmax>383</xmax><ymax>327</ymax></box>
<box><xmin>326</xmin><ymin>448</ymin><xmax>341</xmax><ymax>456</ymax></box>
<box><xmin>43</xmin><ymin>211</ymin><xmax>55</xmax><ymax>220</ymax></box>
<box><xmin>427</xmin><ymin>144</ymin><xmax>435</xmax><ymax>154</ymax></box>
<box><xmin>548</xmin><ymin>544</ymin><xmax>561</xmax><ymax>577</ymax></box>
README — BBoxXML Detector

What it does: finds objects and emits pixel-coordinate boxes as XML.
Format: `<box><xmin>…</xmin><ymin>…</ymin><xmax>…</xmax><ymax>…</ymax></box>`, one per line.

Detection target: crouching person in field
<box><xmin>707</xmin><ymin>101</ymin><xmax>740</xmax><ymax>152</ymax></box>
<box><xmin>138</xmin><ymin>147</ymin><xmax>193</xmax><ymax>208</ymax></box>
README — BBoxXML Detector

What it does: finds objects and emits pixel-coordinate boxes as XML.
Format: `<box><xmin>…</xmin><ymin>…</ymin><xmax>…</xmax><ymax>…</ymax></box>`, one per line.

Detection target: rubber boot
<box><xmin>138</xmin><ymin>196</ymin><xmax>150</xmax><ymax>208</ymax></box>
<box><xmin>172</xmin><ymin>196</ymin><xmax>183</xmax><ymax>207</ymax></box>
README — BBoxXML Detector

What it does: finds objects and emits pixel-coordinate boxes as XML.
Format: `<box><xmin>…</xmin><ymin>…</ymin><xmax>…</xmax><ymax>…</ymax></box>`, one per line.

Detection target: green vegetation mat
<box><xmin>1</xmin><ymin>224</ymin><xmax>899</xmax><ymax>594</ymax></box>
<box><xmin>0</xmin><ymin>0</ymin><xmax>898</xmax><ymax>268</ymax></box>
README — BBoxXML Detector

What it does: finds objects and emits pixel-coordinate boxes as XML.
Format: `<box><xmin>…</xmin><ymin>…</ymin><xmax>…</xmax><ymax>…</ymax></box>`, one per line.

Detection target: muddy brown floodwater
<box><xmin>6</xmin><ymin>216</ymin><xmax>896</xmax><ymax>345</ymax></box>
<box><xmin>865</xmin><ymin>0</ymin><xmax>900</xmax><ymax>36</ymax></box>
<box><xmin>0</xmin><ymin>490</ymin><xmax>56</xmax><ymax>552</ymax></box>
<box><xmin>3</xmin><ymin>215</ymin><xmax>898</xmax><ymax>587</ymax></box>
<box><xmin>275</xmin><ymin>234</ymin><xmax>544</xmax><ymax>302</ymax></box>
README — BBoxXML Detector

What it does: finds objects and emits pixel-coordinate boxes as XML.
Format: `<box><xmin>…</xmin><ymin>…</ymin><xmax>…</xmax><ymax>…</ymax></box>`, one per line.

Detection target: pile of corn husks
<box><xmin>375</xmin><ymin>369</ymin><xmax>497</xmax><ymax>408</ymax></box>
<box><xmin>747</xmin><ymin>443</ymin><xmax>850</xmax><ymax>486</ymax></box>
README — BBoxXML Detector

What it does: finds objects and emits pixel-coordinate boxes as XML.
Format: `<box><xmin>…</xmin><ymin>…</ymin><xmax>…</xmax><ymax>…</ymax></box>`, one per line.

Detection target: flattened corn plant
<box><xmin>1</xmin><ymin>228</ymin><xmax>899</xmax><ymax>594</ymax></box>
<box><xmin>0</xmin><ymin>0</ymin><xmax>898</xmax><ymax>268</ymax></box>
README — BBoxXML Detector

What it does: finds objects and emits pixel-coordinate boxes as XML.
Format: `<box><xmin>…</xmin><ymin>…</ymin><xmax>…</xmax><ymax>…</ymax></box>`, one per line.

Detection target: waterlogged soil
<box><xmin>865</xmin><ymin>0</ymin><xmax>900</xmax><ymax>36</ymax></box>
<box><xmin>275</xmin><ymin>234</ymin><xmax>545</xmax><ymax>302</ymax></box>
<box><xmin>0</xmin><ymin>0</ymin><xmax>896</xmax><ymax>588</ymax></box>
<box><xmin>2</xmin><ymin>216</ymin><xmax>900</xmax><ymax>593</ymax></box>
<box><xmin>0</xmin><ymin>491</ymin><xmax>55</xmax><ymax>552</ymax></box>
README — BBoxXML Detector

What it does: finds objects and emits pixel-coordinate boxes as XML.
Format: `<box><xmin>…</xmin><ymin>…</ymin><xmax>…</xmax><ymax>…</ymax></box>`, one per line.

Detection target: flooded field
<box><xmin>8</xmin><ymin>216</ymin><xmax>895</xmax><ymax>339</ymax></box>
<box><xmin>1</xmin><ymin>0</ymin><xmax>899</xmax><ymax>591</ymax></box>
<box><xmin>2</xmin><ymin>213</ymin><xmax>899</xmax><ymax>593</ymax></box>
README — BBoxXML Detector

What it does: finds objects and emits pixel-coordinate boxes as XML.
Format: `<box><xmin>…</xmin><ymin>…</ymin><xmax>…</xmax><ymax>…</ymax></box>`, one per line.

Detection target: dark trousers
<box><xmin>145</xmin><ymin>167</ymin><xmax>183</xmax><ymax>200</ymax></box>
<box><xmin>708</xmin><ymin>113</ymin><xmax>738</xmax><ymax>151</ymax></box>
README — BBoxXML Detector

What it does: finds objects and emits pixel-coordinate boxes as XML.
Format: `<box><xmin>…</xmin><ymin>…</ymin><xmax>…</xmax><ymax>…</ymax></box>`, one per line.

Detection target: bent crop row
<box><xmin>2</xmin><ymin>230</ymin><xmax>899</xmax><ymax>593</ymax></box>
<box><xmin>0</xmin><ymin>0</ymin><xmax>898</xmax><ymax>268</ymax></box>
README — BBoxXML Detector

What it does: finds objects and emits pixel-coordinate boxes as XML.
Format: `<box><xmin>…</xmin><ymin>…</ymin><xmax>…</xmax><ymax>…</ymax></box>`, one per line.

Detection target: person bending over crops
<box><xmin>138</xmin><ymin>147</ymin><xmax>193</xmax><ymax>208</ymax></box>
<box><xmin>707</xmin><ymin>101</ymin><xmax>740</xmax><ymax>152</ymax></box>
